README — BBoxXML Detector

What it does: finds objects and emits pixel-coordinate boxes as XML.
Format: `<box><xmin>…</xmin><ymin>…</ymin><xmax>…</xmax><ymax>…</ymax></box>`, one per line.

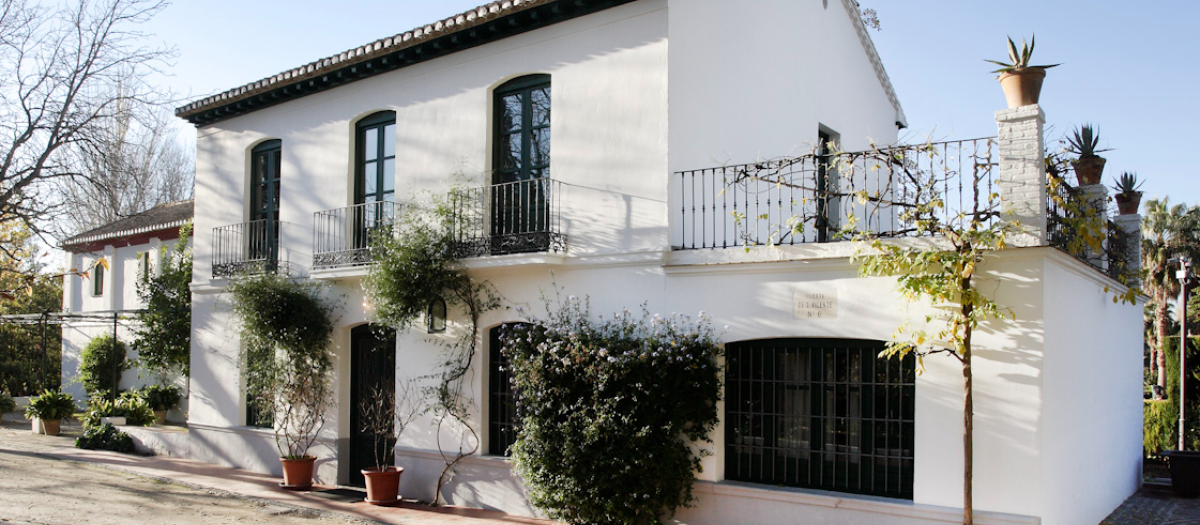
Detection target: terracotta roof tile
<box><xmin>176</xmin><ymin>0</ymin><xmax>561</xmax><ymax>122</ymax></box>
<box><xmin>60</xmin><ymin>200</ymin><xmax>194</xmax><ymax>251</ymax></box>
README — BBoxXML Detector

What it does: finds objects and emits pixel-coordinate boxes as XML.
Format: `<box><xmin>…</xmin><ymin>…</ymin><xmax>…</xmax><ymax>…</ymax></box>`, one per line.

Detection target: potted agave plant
<box><xmin>986</xmin><ymin>34</ymin><xmax>1059</xmax><ymax>109</ymax></box>
<box><xmin>25</xmin><ymin>389</ymin><xmax>76</xmax><ymax>436</ymax></box>
<box><xmin>1111</xmin><ymin>172</ymin><xmax>1144</xmax><ymax>215</ymax></box>
<box><xmin>1066</xmin><ymin>124</ymin><xmax>1110</xmax><ymax>186</ymax></box>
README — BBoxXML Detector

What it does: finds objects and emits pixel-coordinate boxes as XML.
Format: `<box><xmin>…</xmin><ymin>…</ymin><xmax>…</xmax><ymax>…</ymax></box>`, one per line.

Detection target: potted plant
<box><xmin>25</xmin><ymin>389</ymin><xmax>76</xmax><ymax>436</ymax></box>
<box><xmin>229</xmin><ymin>273</ymin><xmax>336</xmax><ymax>491</ymax></box>
<box><xmin>1065</xmin><ymin>125</ymin><xmax>1110</xmax><ymax>186</ymax></box>
<box><xmin>1111</xmin><ymin>172</ymin><xmax>1144</xmax><ymax>215</ymax></box>
<box><xmin>986</xmin><ymin>34</ymin><xmax>1059</xmax><ymax>109</ymax></box>
<box><xmin>0</xmin><ymin>391</ymin><xmax>15</xmax><ymax>417</ymax></box>
<box><xmin>358</xmin><ymin>383</ymin><xmax>403</xmax><ymax>506</ymax></box>
<box><xmin>141</xmin><ymin>384</ymin><xmax>182</xmax><ymax>424</ymax></box>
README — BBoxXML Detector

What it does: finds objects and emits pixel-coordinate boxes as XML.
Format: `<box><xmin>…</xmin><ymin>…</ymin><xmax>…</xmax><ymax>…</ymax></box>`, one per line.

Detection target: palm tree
<box><xmin>1142</xmin><ymin>198</ymin><xmax>1200</xmax><ymax>395</ymax></box>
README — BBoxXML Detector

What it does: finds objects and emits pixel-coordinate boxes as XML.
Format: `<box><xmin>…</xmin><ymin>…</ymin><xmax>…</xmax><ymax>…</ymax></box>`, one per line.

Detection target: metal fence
<box><xmin>212</xmin><ymin>219</ymin><xmax>276</xmax><ymax>278</ymax></box>
<box><xmin>448</xmin><ymin>178</ymin><xmax>566</xmax><ymax>258</ymax></box>
<box><xmin>1047</xmin><ymin>176</ymin><xmax>1132</xmax><ymax>280</ymax></box>
<box><xmin>312</xmin><ymin>201</ymin><xmax>400</xmax><ymax>269</ymax></box>
<box><xmin>674</xmin><ymin>138</ymin><xmax>997</xmax><ymax>250</ymax></box>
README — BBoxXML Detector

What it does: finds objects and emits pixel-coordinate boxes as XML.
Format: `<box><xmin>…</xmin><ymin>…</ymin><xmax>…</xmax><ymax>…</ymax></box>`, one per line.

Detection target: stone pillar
<box><xmin>1080</xmin><ymin>185</ymin><xmax>1109</xmax><ymax>269</ymax></box>
<box><xmin>1113</xmin><ymin>213</ymin><xmax>1142</xmax><ymax>286</ymax></box>
<box><xmin>995</xmin><ymin>105</ymin><xmax>1047</xmax><ymax>247</ymax></box>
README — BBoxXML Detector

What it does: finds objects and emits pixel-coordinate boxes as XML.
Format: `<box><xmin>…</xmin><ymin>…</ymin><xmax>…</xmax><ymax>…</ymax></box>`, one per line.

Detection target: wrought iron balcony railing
<box><xmin>674</xmin><ymin>138</ymin><xmax>997</xmax><ymax>250</ymax></box>
<box><xmin>212</xmin><ymin>219</ymin><xmax>280</xmax><ymax>278</ymax></box>
<box><xmin>448</xmin><ymin>178</ymin><xmax>566</xmax><ymax>258</ymax></box>
<box><xmin>312</xmin><ymin>201</ymin><xmax>400</xmax><ymax>269</ymax></box>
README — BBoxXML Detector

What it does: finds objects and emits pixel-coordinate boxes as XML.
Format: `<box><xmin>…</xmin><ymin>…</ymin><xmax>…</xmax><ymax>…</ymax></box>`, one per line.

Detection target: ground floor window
<box><xmin>724</xmin><ymin>338</ymin><xmax>915</xmax><ymax>499</ymax></box>
<box><xmin>488</xmin><ymin>324</ymin><xmax>522</xmax><ymax>456</ymax></box>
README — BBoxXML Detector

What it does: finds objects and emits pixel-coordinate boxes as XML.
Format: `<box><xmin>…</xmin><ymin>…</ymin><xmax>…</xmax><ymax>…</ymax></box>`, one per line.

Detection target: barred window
<box><xmin>488</xmin><ymin>324</ymin><xmax>522</xmax><ymax>456</ymax></box>
<box><xmin>725</xmin><ymin>338</ymin><xmax>915</xmax><ymax>499</ymax></box>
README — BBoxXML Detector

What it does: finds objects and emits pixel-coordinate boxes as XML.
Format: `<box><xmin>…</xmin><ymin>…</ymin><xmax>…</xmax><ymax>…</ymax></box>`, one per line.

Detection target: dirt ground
<box><xmin>0</xmin><ymin>424</ymin><xmax>357</xmax><ymax>525</ymax></box>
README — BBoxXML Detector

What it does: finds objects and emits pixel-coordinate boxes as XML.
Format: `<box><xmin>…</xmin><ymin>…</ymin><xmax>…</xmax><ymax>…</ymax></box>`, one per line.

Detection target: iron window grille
<box><xmin>725</xmin><ymin>338</ymin><xmax>916</xmax><ymax>500</ymax></box>
<box><xmin>488</xmin><ymin>324</ymin><xmax>523</xmax><ymax>456</ymax></box>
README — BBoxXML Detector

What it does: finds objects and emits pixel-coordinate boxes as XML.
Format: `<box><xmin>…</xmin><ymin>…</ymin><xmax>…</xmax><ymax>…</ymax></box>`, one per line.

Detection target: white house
<box><xmin>177</xmin><ymin>1</ymin><xmax>1142</xmax><ymax>524</ymax></box>
<box><xmin>60</xmin><ymin>200</ymin><xmax>193</xmax><ymax>416</ymax></box>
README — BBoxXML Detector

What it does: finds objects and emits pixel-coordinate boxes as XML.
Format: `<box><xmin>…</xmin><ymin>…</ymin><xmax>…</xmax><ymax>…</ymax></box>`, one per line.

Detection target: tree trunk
<box><xmin>961</xmin><ymin>278</ymin><xmax>974</xmax><ymax>525</ymax></box>
<box><xmin>1157</xmin><ymin>293</ymin><xmax>1171</xmax><ymax>393</ymax></box>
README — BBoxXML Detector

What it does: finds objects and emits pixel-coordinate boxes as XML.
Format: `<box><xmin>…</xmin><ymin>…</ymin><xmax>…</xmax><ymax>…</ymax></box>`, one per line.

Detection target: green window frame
<box><xmin>493</xmin><ymin>75</ymin><xmax>550</xmax><ymax>185</ymax></box>
<box><xmin>91</xmin><ymin>261</ymin><xmax>104</xmax><ymax>296</ymax></box>
<box><xmin>250</xmin><ymin>140</ymin><xmax>282</xmax><ymax>268</ymax></box>
<box><xmin>355</xmin><ymin>111</ymin><xmax>397</xmax><ymax>205</ymax></box>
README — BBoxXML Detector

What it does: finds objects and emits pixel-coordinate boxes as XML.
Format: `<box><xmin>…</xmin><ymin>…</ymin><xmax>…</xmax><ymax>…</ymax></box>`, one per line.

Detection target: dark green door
<box><xmin>349</xmin><ymin>324</ymin><xmax>396</xmax><ymax>486</ymax></box>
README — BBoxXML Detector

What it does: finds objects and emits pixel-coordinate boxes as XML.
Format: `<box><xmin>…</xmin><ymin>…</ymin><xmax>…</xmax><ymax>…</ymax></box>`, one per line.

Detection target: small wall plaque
<box><xmin>793</xmin><ymin>289</ymin><xmax>838</xmax><ymax>320</ymax></box>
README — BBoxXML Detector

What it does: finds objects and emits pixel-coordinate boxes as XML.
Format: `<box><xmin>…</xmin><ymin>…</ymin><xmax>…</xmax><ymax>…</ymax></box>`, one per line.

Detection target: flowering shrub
<box><xmin>503</xmin><ymin>298</ymin><xmax>722</xmax><ymax>525</ymax></box>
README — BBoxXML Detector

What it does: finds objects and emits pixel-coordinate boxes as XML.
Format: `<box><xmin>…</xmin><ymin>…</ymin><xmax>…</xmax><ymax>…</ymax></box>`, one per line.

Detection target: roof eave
<box><xmin>176</xmin><ymin>0</ymin><xmax>637</xmax><ymax>127</ymax></box>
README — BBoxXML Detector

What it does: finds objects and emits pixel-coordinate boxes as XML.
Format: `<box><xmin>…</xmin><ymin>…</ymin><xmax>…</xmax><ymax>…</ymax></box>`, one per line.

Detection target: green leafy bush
<box><xmin>140</xmin><ymin>384</ymin><xmax>182</xmax><ymax>412</ymax></box>
<box><xmin>75</xmin><ymin>423</ymin><xmax>134</xmax><ymax>452</ymax></box>
<box><xmin>79</xmin><ymin>334</ymin><xmax>126</xmax><ymax>397</ymax></box>
<box><xmin>134</xmin><ymin>223</ymin><xmax>193</xmax><ymax>377</ymax></box>
<box><xmin>24</xmin><ymin>389</ymin><xmax>75</xmax><ymax>421</ymax></box>
<box><xmin>0</xmin><ymin>391</ymin><xmax>15</xmax><ymax>415</ymax></box>
<box><xmin>1145</xmin><ymin>400</ymin><xmax>1180</xmax><ymax>456</ymax></box>
<box><xmin>227</xmin><ymin>272</ymin><xmax>336</xmax><ymax>459</ymax></box>
<box><xmin>81</xmin><ymin>391</ymin><xmax>155</xmax><ymax>428</ymax></box>
<box><xmin>504</xmin><ymin>298</ymin><xmax>723</xmax><ymax>525</ymax></box>
<box><xmin>362</xmin><ymin>206</ymin><xmax>475</xmax><ymax>330</ymax></box>
<box><xmin>1147</xmin><ymin>336</ymin><xmax>1200</xmax><ymax>454</ymax></box>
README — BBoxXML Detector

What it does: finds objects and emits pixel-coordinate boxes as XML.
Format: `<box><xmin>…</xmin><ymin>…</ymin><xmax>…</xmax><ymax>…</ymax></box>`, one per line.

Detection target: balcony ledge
<box><xmin>461</xmin><ymin>252</ymin><xmax>566</xmax><ymax>272</ymax></box>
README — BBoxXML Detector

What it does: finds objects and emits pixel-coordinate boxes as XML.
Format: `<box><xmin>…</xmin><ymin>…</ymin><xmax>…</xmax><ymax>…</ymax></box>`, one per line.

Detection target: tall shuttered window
<box><xmin>724</xmin><ymin>338</ymin><xmax>915</xmax><ymax>500</ymax></box>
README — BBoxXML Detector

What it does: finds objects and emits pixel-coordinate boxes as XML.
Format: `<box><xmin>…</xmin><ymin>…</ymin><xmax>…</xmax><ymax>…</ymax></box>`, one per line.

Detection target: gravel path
<box><xmin>0</xmin><ymin>425</ymin><xmax>355</xmax><ymax>525</ymax></box>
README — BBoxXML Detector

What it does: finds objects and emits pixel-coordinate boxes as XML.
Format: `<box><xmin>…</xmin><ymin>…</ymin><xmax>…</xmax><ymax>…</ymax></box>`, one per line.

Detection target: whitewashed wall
<box><xmin>183</xmin><ymin>0</ymin><xmax>1138</xmax><ymax>524</ymax></box>
<box><xmin>61</xmin><ymin>237</ymin><xmax>188</xmax><ymax>413</ymax></box>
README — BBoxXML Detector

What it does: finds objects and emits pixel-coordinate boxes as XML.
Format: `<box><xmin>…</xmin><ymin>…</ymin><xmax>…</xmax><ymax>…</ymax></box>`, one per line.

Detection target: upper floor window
<box><xmin>250</xmin><ymin>140</ymin><xmax>282</xmax><ymax>267</ymax></box>
<box><xmin>356</xmin><ymin>112</ymin><xmax>396</xmax><ymax>204</ymax></box>
<box><xmin>91</xmin><ymin>261</ymin><xmax>104</xmax><ymax>296</ymax></box>
<box><xmin>494</xmin><ymin>75</ymin><xmax>550</xmax><ymax>185</ymax></box>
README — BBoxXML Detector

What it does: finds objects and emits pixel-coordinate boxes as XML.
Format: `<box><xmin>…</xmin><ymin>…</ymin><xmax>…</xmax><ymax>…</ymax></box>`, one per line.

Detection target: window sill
<box><xmin>694</xmin><ymin>480</ymin><xmax>1038</xmax><ymax>525</ymax></box>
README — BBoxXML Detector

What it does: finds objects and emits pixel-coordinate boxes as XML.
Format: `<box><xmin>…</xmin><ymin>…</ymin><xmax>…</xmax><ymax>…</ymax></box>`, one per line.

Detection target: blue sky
<box><xmin>147</xmin><ymin>0</ymin><xmax>1199</xmax><ymax>208</ymax></box>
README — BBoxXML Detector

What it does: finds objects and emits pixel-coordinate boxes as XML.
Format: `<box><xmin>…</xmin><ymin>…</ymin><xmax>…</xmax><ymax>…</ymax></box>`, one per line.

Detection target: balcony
<box><xmin>212</xmin><ymin>219</ymin><xmax>280</xmax><ymax>278</ymax></box>
<box><xmin>312</xmin><ymin>201</ymin><xmax>400</xmax><ymax>270</ymax></box>
<box><xmin>673</xmin><ymin>138</ymin><xmax>997</xmax><ymax>250</ymax></box>
<box><xmin>448</xmin><ymin>178</ymin><xmax>566</xmax><ymax>258</ymax></box>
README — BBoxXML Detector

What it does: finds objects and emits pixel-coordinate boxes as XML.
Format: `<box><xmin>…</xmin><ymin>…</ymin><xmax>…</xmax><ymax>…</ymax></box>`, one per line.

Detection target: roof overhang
<box><xmin>176</xmin><ymin>0</ymin><xmax>637</xmax><ymax>127</ymax></box>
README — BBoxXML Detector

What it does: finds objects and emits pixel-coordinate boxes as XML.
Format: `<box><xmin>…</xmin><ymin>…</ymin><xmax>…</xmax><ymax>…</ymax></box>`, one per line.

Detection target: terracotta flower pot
<box><xmin>998</xmin><ymin>67</ymin><xmax>1046</xmax><ymax>109</ymax></box>
<box><xmin>362</xmin><ymin>466</ymin><xmax>403</xmax><ymax>506</ymax></box>
<box><xmin>37</xmin><ymin>418</ymin><xmax>61</xmax><ymax>436</ymax></box>
<box><xmin>153</xmin><ymin>410</ymin><xmax>168</xmax><ymax>425</ymax></box>
<box><xmin>1072</xmin><ymin>156</ymin><xmax>1107</xmax><ymax>186</ymax></box>
<box><xmin>279</xmin><ymin>456</ymin><xmax>316</xmax><ymax>491</ymax></box>
<box><xmin>1165</xmin><ymin>450</ymin><xmax>1200</xmax><ymax>498</ymax></box>
<box><xmin>1115</xmin><ymin>191</ymin><xmax>1142</xmax><ymax>215</ymax></box>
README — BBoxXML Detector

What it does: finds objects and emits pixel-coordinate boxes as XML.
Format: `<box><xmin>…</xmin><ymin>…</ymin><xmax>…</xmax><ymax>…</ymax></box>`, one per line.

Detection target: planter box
<box><xmin>1165</xmin><ymin>450</ymin><xmax>1200</xmax><ymax>498</ymax></box>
